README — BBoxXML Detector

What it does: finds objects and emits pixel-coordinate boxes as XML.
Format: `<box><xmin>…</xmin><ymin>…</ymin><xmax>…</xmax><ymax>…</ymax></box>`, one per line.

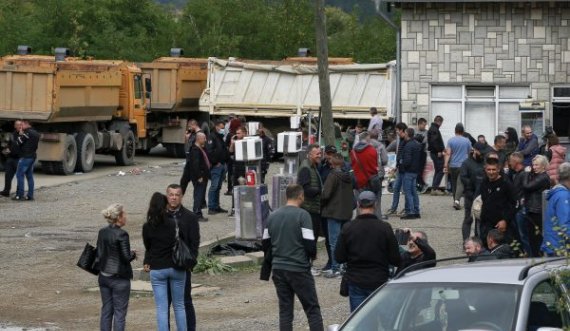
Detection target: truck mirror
<box><xmin>145</xmin><ymin>91</ymin><xmax>151</xmax><ymax>99</ymax></box>
<box><xmin>145</xmin><ymin>77</ymin><xmax>152</xmax><ymax>93</ymax></box>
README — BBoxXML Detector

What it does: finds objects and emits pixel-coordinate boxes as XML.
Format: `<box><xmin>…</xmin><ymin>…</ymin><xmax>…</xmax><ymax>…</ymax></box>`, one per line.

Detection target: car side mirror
<box><xmin>327</xmin><ymin>325</ymin><xmax>340</xmax><ymax>331</ymax></box>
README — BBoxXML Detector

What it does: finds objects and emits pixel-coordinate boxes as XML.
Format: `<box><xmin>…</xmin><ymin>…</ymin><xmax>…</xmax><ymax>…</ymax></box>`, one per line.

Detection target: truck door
<box><xmin>133</xmin><ymin>74</ymin><xmax>146</xmax><ymax>138</ymax></box>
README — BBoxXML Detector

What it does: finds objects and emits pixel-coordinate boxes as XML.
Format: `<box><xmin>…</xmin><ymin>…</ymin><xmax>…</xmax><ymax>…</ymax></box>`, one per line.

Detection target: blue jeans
<box><xmin>208</xmin><ymin>164</ymin><xmax>226</xmax><ymax>210</ymax></box>
<box><xmin>98</xmin><ymin>275</ymin><xmax>131</xmax><ymax>331</ymax></box>
<box><xmin>16</xmin><ymin>157</ymin><xmax>35</xmax><ymax>198</ymax></box>
<box><xmin>327</xmin><ymin>218</ymin><xmax>345</xmax><ymax>272</ymax></box>
<box><xmin>390</xmin><ymin>172</ymin><xmax>403</xmax><ymax>211</ymax></box>
<box><xmin>516</xmin><ymin>208</ymin><xmax>531</xmax><ymax>256</ymax></box>
<box><xmin>402</xmin><ymin>172</ymin><xmax>419</xmax><ymax>215</ymax></box>
<box><xmin>150</xmin><ymin>268</ymin><xmax>187</xmax><ymax>331</ymax></box>
<box><xmin>348</xmin><ymin>283</ymin><xmax>375</xmax><ymax>312</ymax></box>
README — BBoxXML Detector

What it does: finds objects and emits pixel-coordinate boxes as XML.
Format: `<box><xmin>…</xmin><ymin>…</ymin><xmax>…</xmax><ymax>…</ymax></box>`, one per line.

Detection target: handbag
<box><xmin>172</xmin><ymin>219</ymin><xmax>197</xmax><ymax>270</ymax></box>
<box><xmin>77</xmin><ymin>243</ymin><xmax>99</xmax><ymax>275</ymax></box>
<box><xmin>352</xmin><ymin>150</ymin><xmax>382</xmax><ymax>192</ymax></box>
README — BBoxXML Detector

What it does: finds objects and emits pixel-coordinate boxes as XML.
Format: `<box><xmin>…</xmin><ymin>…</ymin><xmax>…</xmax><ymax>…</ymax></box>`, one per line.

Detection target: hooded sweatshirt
<box><xmin>351</xmin><ymin>142</ymin><xmax>379</xmax><ymax>190</ymax></box>
<box><xmin>548</xmin><ymin>144</ymin><xmax>567</xmax><ymax>183</ymax></box>
<box><xmin>321</xmin><ymin>168</ymin><xmax>354</xmax><ymax>220</ymax></box>
<box><xmin>541</xmin><ymin>184</ymin><xmax>570</xmax><ymax>255</ymax></box>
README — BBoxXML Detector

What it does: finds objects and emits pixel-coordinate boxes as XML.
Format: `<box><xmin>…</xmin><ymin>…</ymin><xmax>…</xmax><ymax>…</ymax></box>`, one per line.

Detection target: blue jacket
<box><xmin>400</xmin><ymin>139</ymin><xmax>422</xmax><ymax>174</ymax></box>
<box><xmin>541</xmin><ymin>184</ymin><xmax>570</xmax><ymax>255</ymax></box>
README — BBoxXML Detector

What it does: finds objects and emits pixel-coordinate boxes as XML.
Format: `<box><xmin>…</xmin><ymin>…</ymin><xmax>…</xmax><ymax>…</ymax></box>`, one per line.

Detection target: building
<box><xmin>394</xmin><ymin>0</ymin><xmax>570</xmax><ymax>149</ymax></box>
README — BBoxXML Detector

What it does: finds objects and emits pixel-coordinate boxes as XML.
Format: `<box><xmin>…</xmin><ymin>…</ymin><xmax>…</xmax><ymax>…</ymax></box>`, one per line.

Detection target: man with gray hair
<box><xmin>541</xmin><ymin>162</ymin><xmax>570</xmax><ymax>256</ymax></box>
<box><xmin>181</xmin><ymin>131</ymin><xmax>210</xmax><ymax>222</ymax></box>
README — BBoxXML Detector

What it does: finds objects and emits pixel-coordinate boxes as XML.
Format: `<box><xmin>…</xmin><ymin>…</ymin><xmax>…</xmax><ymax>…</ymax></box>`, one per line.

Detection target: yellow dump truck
<box><xmin>0</xmin><ymin>49</ymin><xmax>149</xmax><ymax>174</ymax></box>
<box><xmin>139</xmin><ymin>52</ymin><xmax>208</xmax><ymax>157</ymax></box>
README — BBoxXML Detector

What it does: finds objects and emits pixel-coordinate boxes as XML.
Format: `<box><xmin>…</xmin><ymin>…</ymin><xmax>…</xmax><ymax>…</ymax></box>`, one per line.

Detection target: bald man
<box><xmin>181</xmin><ymin>131</ymin><xmax>211</xmax><ymax>222</ymax></box>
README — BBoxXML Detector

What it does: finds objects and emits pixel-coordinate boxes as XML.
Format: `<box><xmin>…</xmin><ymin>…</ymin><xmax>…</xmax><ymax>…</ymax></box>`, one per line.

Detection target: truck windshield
<box><xmin>341</xmin><ymin>282</ymin><xmax>520</xmax><ymax>331</ymax></box>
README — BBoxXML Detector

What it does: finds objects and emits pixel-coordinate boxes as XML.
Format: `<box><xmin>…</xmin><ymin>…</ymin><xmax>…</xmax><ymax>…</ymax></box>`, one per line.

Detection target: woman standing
<box><xmin>96</xmin><ymin>203</ymin><xmax>137</xmax><ymax>331</ymax></box>
<box><xmin>546</xmin><ymin>134</ymin><xmax>567</xmax><ymax>185</ymax></box>
<box><xmin>504</xmin><ymin>127</ymin><xmax>519</xmax><ymax>157</ymax></box>
<box><xmin>142</xmin><ymin>192</ymin><xmax>187</xmax><ymax>331</ymax></box>
<box><xmin>522</xmin><ymin>155</ymin><xmax>551</xmax><ymax>257</ymax></box>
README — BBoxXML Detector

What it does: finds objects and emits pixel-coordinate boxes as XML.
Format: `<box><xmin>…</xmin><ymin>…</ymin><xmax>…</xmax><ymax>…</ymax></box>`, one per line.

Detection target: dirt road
<box><xmin>0</xmin><ymin>158</ymin><xmax>464</xmax><ymax>330</ymax></box>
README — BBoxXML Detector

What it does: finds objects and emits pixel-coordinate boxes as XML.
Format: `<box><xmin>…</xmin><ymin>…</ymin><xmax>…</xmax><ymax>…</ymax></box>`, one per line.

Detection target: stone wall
<box><xmin>400</xmin><ymin>1</ymin><xmax>570</xmax><ymax>123</ymax></box>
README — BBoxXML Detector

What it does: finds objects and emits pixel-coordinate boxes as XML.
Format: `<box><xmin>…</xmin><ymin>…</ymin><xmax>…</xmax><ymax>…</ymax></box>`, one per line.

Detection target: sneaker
<box><xmin>215</xmin><ymin>207</ymin><xmax>228</xmax><ymax>213</ymax></box>
<box><xmin>396</xmin><ymin>208</ymin><xmax>406</xmax><ymax>217</ymax></box>
<box><xmin>224</xmin><ymin>191</ymin><xmax>233</xmax><ymax>196</ymax></box>
<box><xmin>323</xmin><ymin>270</ymin><xmax>341</xmax><ymax>278</ymax></box>
<box><xmin>453</xmin><ymin>200</ymin><xmax>461</xmax><ymax>210</ymax></box>
<box><xmin>198</xmin><ymin>217</ymin><xmax>209</xmax><ymax>222</ymax></box>
<box><xmin>25</xmin><ymin>196</ymin><xmax>34</xmax><ymax>201</ymax></box>
<box><xmin>207</xmin><ymin>209</ymin><xmax>219</xmax><ymax>215</ymax></box>
<box><xmin>11</xmin><ymin>195</ymin><xmax>23</xmax><ymax>201</ymax></box>
<box><xmin>400</xmin><ymin>214</ymin><xmax>419</xmax><ymax>220</ymax></box>
<box><xmin>311</xmin><ymin>267</ymin><xmax>321</xmax><ymax>277</ymax></box>
<box><xmin>385</xmin><ymin>208</ymin><xmax>397</xmax><ymax>216</ymax></box>
<box><xmin>0</xmin><ymin>191</ymin><xmax>9</xmax><ymax>197</ymax></box>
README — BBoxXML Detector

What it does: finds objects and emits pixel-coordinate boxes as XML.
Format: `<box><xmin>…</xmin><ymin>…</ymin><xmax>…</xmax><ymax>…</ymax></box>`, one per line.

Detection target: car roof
<box><xmin>391</xmin><ymin>258</ymin><xmax>568</xmax><ymax>285</ymax></box>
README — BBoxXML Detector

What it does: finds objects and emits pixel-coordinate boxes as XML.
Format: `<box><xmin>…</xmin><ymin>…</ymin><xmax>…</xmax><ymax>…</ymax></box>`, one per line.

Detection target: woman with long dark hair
<box><xmin>504</xmin><ymin>127</ymin><xmax>519</xmax><ymax>157</ymax></box>
<box><xmin>143</xmin><ymin>192</ymin><xmax>187</xmax><ymax>331</ymax></box>
<box><xmin>96</xmin><ymin>203</ymin><xmax>137</xmax><ymax>331</ymax></box>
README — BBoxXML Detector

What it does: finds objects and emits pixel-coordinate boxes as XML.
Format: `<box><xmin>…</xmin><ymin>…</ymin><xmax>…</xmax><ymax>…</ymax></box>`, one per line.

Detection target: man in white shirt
<box><xmin>368</xmin><ymin>107</ymin><xmax>383</xmax><ymax>140</ymax></box>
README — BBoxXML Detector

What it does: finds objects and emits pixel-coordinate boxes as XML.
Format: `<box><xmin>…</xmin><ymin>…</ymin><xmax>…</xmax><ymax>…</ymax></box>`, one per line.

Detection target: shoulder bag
<box><xmin>352</xmin><ymin>150</ymin><xmax>382</xmax><ymax>193</ymax></box>
<box><xmin>172</xmin><ymin>219</ymin><xmax>197</xmax><ymax>270</ymax></box>
<box><xmin>77</xmin><ymin>242</ymin><xmax>100</xmax><ymax>275</ymax></box>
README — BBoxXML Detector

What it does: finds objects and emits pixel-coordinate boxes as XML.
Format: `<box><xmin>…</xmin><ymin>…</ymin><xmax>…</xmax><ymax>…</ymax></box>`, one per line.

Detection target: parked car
<box><xmin>329</xmin><ymin>258</ymin><xmax>570</xmax><ymax>331</ymax></box>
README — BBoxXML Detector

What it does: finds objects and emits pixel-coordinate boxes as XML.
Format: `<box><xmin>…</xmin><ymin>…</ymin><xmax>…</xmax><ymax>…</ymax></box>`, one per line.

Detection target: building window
<box><xmin>430</xmin><ymin>85</ymin><xmax>532</xmax><ymax>143</ymax></box>
<box><xmin>552</xmin><ymin>86</ymin><xmax>570</xmax><ymax>138</ymax></box>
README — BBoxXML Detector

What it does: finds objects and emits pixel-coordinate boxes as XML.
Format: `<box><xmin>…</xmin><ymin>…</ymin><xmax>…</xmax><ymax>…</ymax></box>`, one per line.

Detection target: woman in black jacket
<box><xmin>96</xmin><ymin>203</ymin><xmax>137</xmax><ymax>331</ymax></box>
<box><xmin>522</xmin><ymin>155</ymin><xmax>551</xmax><ymax>257</ymax></box>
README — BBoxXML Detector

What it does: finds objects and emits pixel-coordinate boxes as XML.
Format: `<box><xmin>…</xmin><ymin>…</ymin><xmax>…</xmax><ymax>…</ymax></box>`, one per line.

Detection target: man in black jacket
<box><xmin>397</xmin><ymin>229</ymin><xmax>436</xmax><ymax>274</ymax></box>
<box><xmin>400</xmin><ymin>128</ymin><xmax>422</xmax><ymax>219</ymax></box>
<box><xmin>336</xmin><ymin>191</ymin><xmax>401</xmax><ymax>312</ymax></box>
<box><xmin>206</xmin><ymin>120</ymin><xmax>229</xmax><ymax>215</ymax></box>
<box><xmin>261</xmin><ymin>184</ymin><xmax>323</xmax><ymax>331</ymax></box>
<box><xmin>1</xmin><ymin>120</ymin><xmax>22</xmax><ymax>197</ymax></box>
<box><xmin>14</xmin><ymin>120</ymin><xmax>40</xmax><ymax>201</ymax></box>
<box><xmin>427</xmin><ymin>115</ymin><xmax>445</xmax><ymax>195</ymax></box>
<box><xmin>508</xmin><ymin>152</ymin><xmax>530</xmax><ymax>255</ymax></box>
<box><xmin>258</xmin><ymin>128</ymin><xmax>274</xmax><ymax>184</ymax></box>
<box><xmin>181</xmin><ymin>132</ymin><xmax>210</xmax><ymax>222</ymax></box>
<box><xmin>460</xmin><ymin>142</ymin><xmax>486</xmax><ymax>240</ymax></box>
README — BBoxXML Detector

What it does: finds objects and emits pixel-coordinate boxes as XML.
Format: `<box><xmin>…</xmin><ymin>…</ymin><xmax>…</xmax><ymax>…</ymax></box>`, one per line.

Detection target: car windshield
<box><xmin>341</xmin><ymin>282</ymin><xmax>521</xmax><ymax>331</ymax></box>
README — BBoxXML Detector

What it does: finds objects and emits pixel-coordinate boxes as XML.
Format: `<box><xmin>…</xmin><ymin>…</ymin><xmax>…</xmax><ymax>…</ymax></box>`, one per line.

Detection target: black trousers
<box><xmin>526</xmin><ymin>212</ymin><xmax>544</xmax><ymax>257</ymax></box>
<box><xmin>98</xmin><ymin>274</ymin><xmax>131</xmax><ymax>331</ymax></box>
<box><xmin>272</xmin><ymin>269</ymin><xmax>323</xmax><ymax>331</ymax></box>
<box><xmin>417</xmin><ymin>151</ymin><xmax>427</xmax><ymax>186</ymax></box>
<box><xmin>2</xmin><ymin>157</ymin><xmax>18</xmax><ymax>193</ymax></box>
<box><xmin>462</xmin><ymin>195</ymin><xmax>474</xmax><ymax>241</ymax></box>
<box><xmin>168</xmin><ymin>270</ymin><xmax>196</xmax><ymax>331</ymax></box>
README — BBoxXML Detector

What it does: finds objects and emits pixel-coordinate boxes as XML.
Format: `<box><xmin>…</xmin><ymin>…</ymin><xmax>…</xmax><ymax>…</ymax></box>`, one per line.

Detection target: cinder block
<box><xmin>245</xmin><ymin>251</ymin><xmax>265</xmax><ymax>265</ymax></box>
<box><xmin>219</xmin><ymin>255</ymin><xmax>255</xmax><ymax>268</ymax></box>
<box><xmin>199</xmin><ymin>232</ymin><xmax>235</xmax><ymax>255</ymax></box>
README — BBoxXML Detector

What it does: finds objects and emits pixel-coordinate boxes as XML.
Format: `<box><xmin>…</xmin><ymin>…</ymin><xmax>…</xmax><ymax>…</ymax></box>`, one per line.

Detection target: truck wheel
<box><xmin>41</xmin><ymin>161</ymin><xmax>54</xmax><ymax>174</ymax></box>
<box><xmin>53</xmin><ymin>135</ymin><xmax>78</xmax><ymax>175</ymax></box>
<box><xmin>165</xmin><ymin>143</ymin><xmax>186</xmax><ymax>158</ymax></box>
<box><xmin>75</xmin><ymin>132</ymin><xmax>96</xmax><ymax>173</ymax></box>
<box><xmin>115</xmin><ymin>131</ymin><xmax>135</xmax><ymax>166</ymax></box>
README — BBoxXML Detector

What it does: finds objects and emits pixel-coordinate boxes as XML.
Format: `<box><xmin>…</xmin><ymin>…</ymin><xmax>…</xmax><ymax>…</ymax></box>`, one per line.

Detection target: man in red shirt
<box><xmin>351</xmin><ymin>133</ymin><xmax>381</xmax><ymax>215</ymax></box>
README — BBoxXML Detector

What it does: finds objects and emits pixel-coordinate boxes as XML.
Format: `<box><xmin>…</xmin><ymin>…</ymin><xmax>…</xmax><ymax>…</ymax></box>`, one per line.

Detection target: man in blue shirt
<box><xmin>444</xmin><ymin>123</ymin><xmax>472</xmax><ymax>210</ymax></box>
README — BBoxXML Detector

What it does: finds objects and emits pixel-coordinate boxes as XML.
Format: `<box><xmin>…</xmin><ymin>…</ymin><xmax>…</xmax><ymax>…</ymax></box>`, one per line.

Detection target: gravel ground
<box><xmin>0</xmin><ymin>161</ymin><xmax>465</xmax><ymax>330</ymax></box>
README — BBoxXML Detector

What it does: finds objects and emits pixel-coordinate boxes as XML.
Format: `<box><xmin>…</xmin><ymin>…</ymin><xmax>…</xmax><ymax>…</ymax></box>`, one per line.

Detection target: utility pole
<box><xmin>314</xmin><ymin>0</ymin><xmax>335</xmax><ymax>146</ymax></box>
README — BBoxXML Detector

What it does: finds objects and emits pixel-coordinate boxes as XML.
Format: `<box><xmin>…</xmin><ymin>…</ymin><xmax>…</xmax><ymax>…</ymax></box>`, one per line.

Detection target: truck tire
<box><xmin>53</xmin><ymin>135</ymin><xmax>78</xmax><ymax>175</ymax></box>
<box><xmin>165</xmin><ymin>143</ymin><xmax>186</xmax><ymax>158</ymax></box>
<box><xmin>41</xmin><ymin>161</ymin><xmax>54</xmax><ymax>174</ymax></box>
<box><xmin>115</xmin><ymin>130</ymin><xmax>135</xmax><ymax>166</ymax></box>
<box><xmin>75</xmin><ymin>132</ymin><xmax>95</xmax><ymax>173</ymax></box>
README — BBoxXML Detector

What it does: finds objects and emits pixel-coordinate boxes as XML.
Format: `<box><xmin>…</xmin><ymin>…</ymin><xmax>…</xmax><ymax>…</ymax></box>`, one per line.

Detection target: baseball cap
<box><xmin>324</xmin><ymin>145</ymin><xmax>337</xmax><ymax>154</ymax></box>
<box><xmin>358</xmin><ymin>191</ymin><xmax>376</xmax><ymax>207</ymax></box>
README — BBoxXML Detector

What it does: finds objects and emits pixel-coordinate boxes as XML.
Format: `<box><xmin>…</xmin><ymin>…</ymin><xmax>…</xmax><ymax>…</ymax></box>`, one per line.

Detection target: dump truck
<box><xmin>0</xmin><ymin>48</ymin><xmax>149</xmax><ymax>175</ymax></box>
<box><xmin>139</xmin><ymin>52</ymin><xmax>208</xmax><ymax>157</ymax></box>
<box><xmin>199</xmin><ymin>57</ymin><xmax>396</xmax><ymax>124</ymax></box>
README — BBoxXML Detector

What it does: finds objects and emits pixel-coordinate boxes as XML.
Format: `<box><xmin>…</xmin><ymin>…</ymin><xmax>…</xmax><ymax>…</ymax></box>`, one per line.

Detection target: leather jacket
<box><xmin>96</xmin><ymin>224</ymin><xmax>135</xmax><ymax>279</ymax></box>
<box><xmin>522</xmin><ymin>171</ymin><xmax>550</xmax><ymax>214</ymax></box>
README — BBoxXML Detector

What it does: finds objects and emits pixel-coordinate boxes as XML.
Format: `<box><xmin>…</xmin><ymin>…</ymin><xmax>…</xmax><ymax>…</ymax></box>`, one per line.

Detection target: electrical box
<box><xmin>277</xmin><ymin>132</ymin><xmax>302</xmax><ymax>153</ymax></box>
<box><xmin>235</xmin><ymin>137</ymin><xmax>263</xmax><ymax>161</ymax></box>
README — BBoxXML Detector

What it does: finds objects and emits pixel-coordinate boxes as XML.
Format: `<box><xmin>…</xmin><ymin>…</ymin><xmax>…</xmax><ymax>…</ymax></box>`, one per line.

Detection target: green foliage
<box><xmin>193</xmin><ymin>254</ymin><xmax>235</xmax><ymax>275</ymax></box>
<box><xmin>0</xmin><ymin>0</ymin><xmax>397</xmax><ymax>63</ymax></box>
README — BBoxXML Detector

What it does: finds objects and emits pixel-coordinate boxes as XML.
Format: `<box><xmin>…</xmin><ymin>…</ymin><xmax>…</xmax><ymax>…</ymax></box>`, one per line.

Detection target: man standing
<box><xmin>491</xmin><ymin>135</ymin><xmax>507</xmax><ymax>167</ymax></box>
<box><xmin>427</xmin><ymin>115</ymin><xmax>445</xmax><ymax>195</ymax></box>
<box><xmin>368</xmin><ymin>107</ymin><xmax>383</xmax><ymax>139</ymax></box>
<box><xmin>335</xmin><ymin>191</ymin><xmax>401</xmax><ymax>312</ymax></box>
<box><xmin>13</xmin><ymin>120</ymin><xmax>39</xmax><ymax>201</ymax></box>
<box><xmin>415</xmin><ymin>118</ymin><xmax>429</xmax><ymax>192</ymax></box>
<box><xmin>479</xmin><ymin>158</ymin><xmax>516</xmax><ymax>247</ymax></box>
<box><xmin>541</xmin><ymin>162</ymin><xmax>570</xmax><ymax>256</ymax></box>
<box><xmin>517</xmin><ymin>125</ymin><xmax>539</xmax><ymax>167</ymax></box>
<box><xmin>298</xmin><ymin>144</ymin><xmax>326</xmax><ymax>275</ymax></box>
<box><xmin>508</xmin><ymin>152</ymin><xmax>529</xmax><ymax>254</ymax></box>
<box><xmin>258</xmin><ymin>128</ymin><xmax>274</xmax><ymax>184</ymax></box>
<box><xmin>385</xmin><ymin>122</ymin><xmax>408</xmax><ymax>216</ymax></box>
<box><xmin>460</xmin><ymin>142</ymin><xmax>487</xmax><ymax>240</ymax></box>
<box><xmin>351</xmin><ymin>132</ymin><xmax>383</xmax><ymax>217</ymax></box>
<box><xmin>181</xmin><ymin>132</ymin><xmax>210</xmax><ymax>222</ymax></box>
<box><xmin>444</xmin><ymin>123</ymin><xmax>472</xmax><ymax>210</ymax></box>
<box><xmin>185</xmin><ymin>119</ymin><xmax>201</xmax><ymax>149</ymax></box>
<box><xmin>318</xmin><ymin>145</ymin><xmax>337</xmax><ymax>184</ymax></box>
<box><xmin>400</xmin><ymin>128</ymin><xmax>422</xmax><ymax>219</ymax></box>
<box><xmin>261</xmin><ymin>184</ymin><xmax>324</xmax><ymax>331</ymax></box>
<box><xmin>1</xmin><ymin>120</ymin><xmax>22</xmax><ymax>197</ymax></box>
<box><xmin>164</xmin><ymin>184</ymin><xmax>200</xmax><ymax>331</ymax></box>
<box><xmin>228</xmin><ymin>126</ymin><xmax>248</xmax><ymax>216</ymax></box>
<box><xmin>206</xmin><ymin>120</ymin><xmax>229</xmax><ymax>215</ymax></box>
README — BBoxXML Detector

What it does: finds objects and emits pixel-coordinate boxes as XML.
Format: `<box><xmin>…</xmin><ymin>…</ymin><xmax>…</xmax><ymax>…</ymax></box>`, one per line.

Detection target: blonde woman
<box><xmin>521</xmin><ymin>155</ymin><xmax>551</xmax><ymax>257</ymax></box>
<box><xmin>96</xmin><ymin>203</ymin><xmax>137</xmax><ymax>331</ymax></box>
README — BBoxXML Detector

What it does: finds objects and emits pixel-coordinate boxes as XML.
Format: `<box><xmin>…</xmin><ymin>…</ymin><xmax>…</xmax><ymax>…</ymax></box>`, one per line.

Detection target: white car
<box><xmin>329</xmin><ymin>258</ymin><xmax>570</xmax><ymax>331</ymax></box>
